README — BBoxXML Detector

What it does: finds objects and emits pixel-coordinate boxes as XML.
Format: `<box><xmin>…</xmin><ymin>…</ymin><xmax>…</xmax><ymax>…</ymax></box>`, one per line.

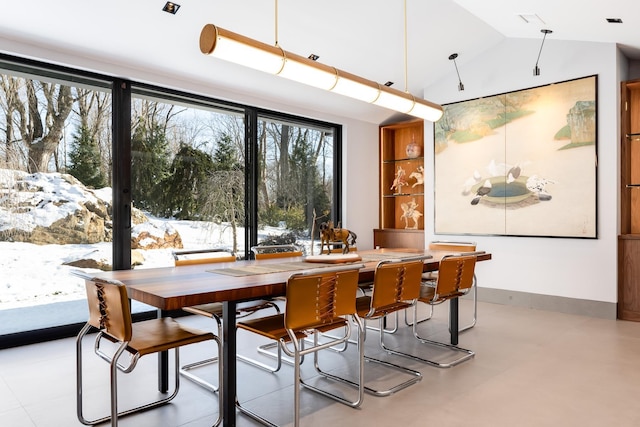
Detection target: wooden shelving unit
<box><xmin>619</xmin><ymin>79</ymin><xmax>640</xmax><ymax>321</ymax></box>
<box><xmin>374</xmin><ymin>119</ymin><xmax>425</xmax><ymax>249</ymax></box>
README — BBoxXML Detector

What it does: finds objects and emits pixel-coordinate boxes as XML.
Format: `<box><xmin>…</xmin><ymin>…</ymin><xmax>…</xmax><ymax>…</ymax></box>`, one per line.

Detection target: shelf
<box><xmin>379</xmin><ymin>119</ymin><xmax>425</xmax><ymax>239</ymax></box>
<box><xmin>383</xmin><ymin>193</ymin><xmax>424</xmax><ymax>197</ymax></box>
<box><xmin>382</xmin><ymin>156</ymin><xmax>424</xmax><ymax>164</ymax></box>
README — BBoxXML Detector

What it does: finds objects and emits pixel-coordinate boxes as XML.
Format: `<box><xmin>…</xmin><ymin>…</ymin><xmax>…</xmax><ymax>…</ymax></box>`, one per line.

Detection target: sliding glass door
<box><xmin>255</xmin><ymin>114</ymin><xmax>339</xmax><ymax>255</ymax></box>
<box><xmin>0</xmin><ymin>61</ymin><xmax>112</xmax><ymax>337</ymax></box>
<box><xmin>0</xmin><ymin>56</ymin><xmax>342</xmax><ymax>348</ymax></box>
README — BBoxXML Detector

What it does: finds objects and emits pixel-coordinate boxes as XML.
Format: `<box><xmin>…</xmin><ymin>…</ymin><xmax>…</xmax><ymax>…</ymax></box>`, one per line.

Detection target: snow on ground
<box><xmin>0</xmin><ymin>170</ymin><xmax>314</xmax><ymax>310</ymax></box>
<box><xmin>0</xmin><ymin>221</ymin><xmax>309</xmax><ymax>310</ymax></box>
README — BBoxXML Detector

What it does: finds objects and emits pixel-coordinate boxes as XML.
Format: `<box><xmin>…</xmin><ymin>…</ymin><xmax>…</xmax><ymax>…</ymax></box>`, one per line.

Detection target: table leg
<box><xmin>449</xmin><ymin>298</ymin><xmax>459</xmax><ymax>346</ymax></box>
<box><xmin>158</xmin><ymin>309</ymin><xmax>169</xmax><ymax>392</ymax></box>
<box><xmin>222</xmin><ymin>301</ymin><xmax>237</xmax><ymax>427</ymax></box>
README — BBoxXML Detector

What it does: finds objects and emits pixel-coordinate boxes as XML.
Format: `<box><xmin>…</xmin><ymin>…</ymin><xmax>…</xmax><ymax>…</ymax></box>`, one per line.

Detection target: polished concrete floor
<box><xmin>2</xmin><ymin>299</ymin><xmax>640</xmax><ymax>427</ymax></box>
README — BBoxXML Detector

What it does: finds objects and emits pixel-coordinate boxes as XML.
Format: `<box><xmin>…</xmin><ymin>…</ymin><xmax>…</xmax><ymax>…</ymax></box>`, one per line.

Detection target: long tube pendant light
<box><xmin>199</xmin><ymin>23</ymin><xmax>443</xmax><ymax>122</ymax></box>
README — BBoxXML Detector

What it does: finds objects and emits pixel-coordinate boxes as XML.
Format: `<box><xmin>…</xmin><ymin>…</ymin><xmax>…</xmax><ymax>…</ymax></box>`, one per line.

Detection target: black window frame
<box><xmin>0</xmin><ymin>53</ymin><xmax>343</xmax><ymax>348</ymax></box>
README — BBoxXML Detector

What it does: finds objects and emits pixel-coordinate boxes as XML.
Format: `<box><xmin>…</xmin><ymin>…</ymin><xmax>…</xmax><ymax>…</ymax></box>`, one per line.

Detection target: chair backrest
<box><xmin>85</xmin><ymin>278</ymin><xmax>132</xmax><ymax>342</ymax></box>
<box><xmin>251</xmin><ymin>244</ymin><xmax>303</xmax><ymax>260</ymax></box>
<box><xmin>428</xmin><ymin>241</ymin><xmax>477</xmax><ymax>253</ymax></box>
<box><xmin>173</xmin><ymin>248</ymin><xmax>236</xmax><ymax>266</ymax></box>
<box><xmin>369</xmin><ymin>258</ymin><xmax>425</xmax><ymax>312</ymax></box>
<box><xmin>284</xmin><ymin>265</ymin><xmax>363</xmax><ymax>331</ymax></box>
<box><xmin>434</xmin><ymin>255</ymin><xmax>477</xmax><ymax>300</ymax></box>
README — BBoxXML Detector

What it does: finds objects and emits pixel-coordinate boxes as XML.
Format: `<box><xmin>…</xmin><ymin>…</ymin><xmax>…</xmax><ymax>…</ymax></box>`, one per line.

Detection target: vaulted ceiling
<box><xmin>1</xmin><ymin>0</ymin><xmax>638</xmax><ymax>122</ymax></box>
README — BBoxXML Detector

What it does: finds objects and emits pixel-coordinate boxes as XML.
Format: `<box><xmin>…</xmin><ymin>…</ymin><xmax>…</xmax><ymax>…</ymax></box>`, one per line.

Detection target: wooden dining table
<box><xmin>88</xmin><ymin>248</ymin><xmax>491</xmax><ymax>427</ymax></box>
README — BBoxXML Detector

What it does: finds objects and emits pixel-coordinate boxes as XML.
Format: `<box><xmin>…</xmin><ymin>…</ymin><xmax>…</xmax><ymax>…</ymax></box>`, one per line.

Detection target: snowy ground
<box><xmin>0</xmin><ymin>221</ymin><xmax>310</xmax><ymax>310</ymax></box>
<box><xmin>0</xmin><ymin>170</ymin><xmax>318</xmax><ymax>310</ymax></box>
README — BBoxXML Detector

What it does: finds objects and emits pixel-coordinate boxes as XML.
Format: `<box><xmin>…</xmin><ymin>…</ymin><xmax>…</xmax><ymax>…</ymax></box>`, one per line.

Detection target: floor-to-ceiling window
<box><xmin>255</xmin><ymin>114</ymin><xmax>339</xmax><ymax>254</ymax></box>
<box><xmin>0</xmin><ymin>56</ymin><xmax>342</xmax><ymax>348</ymax></box>
<box><xmin>0</xmin><ymin>59</ymin><xmax>113</xmax><ymax>341</ymax></box>
<box><xmin>128</xmin><ymin>87</ymin><xmax>247</xmax><ymax>267</ymax></box>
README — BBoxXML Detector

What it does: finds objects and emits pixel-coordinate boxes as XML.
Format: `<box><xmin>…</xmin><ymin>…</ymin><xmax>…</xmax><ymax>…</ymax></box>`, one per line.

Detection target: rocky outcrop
<box><xmin>131</xmin><ymin>221</ymin><xmax>183</xmax><ymax>250</ymax></box>
<box><xmin>0</xmin><ymin>169</ymin><xmax>183</xmax><ymax>250</ymax></box>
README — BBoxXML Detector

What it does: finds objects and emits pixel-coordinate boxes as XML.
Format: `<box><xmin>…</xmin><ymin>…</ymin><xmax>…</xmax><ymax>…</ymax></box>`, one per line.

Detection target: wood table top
<box><xmin>91</xmin><ymin>248</ymin><xmax>491</xmax><ymax>310</ymax></box>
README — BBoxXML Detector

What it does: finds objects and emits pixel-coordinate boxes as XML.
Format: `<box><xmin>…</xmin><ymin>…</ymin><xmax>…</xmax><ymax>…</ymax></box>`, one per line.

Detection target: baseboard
<box><xmin>477</xmin><ymin>287</ymin><xmax>617</xmax><ymax>320</ymax></box>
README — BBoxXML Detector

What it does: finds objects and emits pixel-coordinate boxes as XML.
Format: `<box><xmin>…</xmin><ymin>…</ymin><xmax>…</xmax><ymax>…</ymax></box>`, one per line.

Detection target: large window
<box><xmin>0</xmin><ymin>60</ymin><xmax>112</xmax><ymax>339</ymax></box>
<box><xmin>256</xmin><ymin>115</ymin><xmax>337</xmax><ymax>254</ymax></box>
<box><xmin>129</xmin><ymin>88</ymin><xmax>247</xmax><ymax>267</ymax></box>
<box><xmin>0</xmin><ymin>57</ymin><xmax>342</xmax><ymax>348</ymax></box>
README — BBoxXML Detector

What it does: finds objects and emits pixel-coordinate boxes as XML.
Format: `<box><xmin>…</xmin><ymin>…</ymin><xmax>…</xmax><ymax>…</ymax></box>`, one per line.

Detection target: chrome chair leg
<box><xmin>379</xmin><ymin>304</ymin><xmax>474</xmax><ymax>369</ymax></box>
<box><xmin>313</xmin><ymin>316</ymin><xmax>421</xmax><ymax>397</ymax></box>
<box><xmin>457</xmin><ymin>274</ymin><xmax>478</xmax><ymax>333</ymax></box>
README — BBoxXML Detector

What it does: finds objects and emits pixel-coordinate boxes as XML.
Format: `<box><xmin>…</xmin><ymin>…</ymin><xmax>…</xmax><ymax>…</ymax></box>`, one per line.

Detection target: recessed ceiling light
<box><xmin>517</xmin><ymin>13</ymin><xmax>546</xmax><ymax>25</ymax></box>
<box><xmin>162</xmin><ymin>2</ymin><xmax>180</xmax><ymax>14</ymax></box>
<box><xmin>606</xmin><ymin>18</ymin><xmax>623</xmax><ymax>23</ymax></box>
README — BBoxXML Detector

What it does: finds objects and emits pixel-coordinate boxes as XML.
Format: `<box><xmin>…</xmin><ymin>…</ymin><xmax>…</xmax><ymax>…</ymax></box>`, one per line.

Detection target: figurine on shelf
<box><xmin>390</xmin><ymin>166</ymin><xmax>408</xmax><ymax>193</ymax></box>
<box><xmin>409</xmin><ymin>165</ymin><xmax>424</xmax><ymax>188</ymax></box>
<box><xmin>400</xmin><ymin>197</ymin><xmax>423</xmax><ymax>229</ymax></box>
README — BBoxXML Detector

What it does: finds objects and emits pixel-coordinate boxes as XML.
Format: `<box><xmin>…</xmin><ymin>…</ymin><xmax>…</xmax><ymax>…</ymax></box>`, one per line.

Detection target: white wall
<box><xmin>424</xmin><ymin>38</ymin><xmax>620</xmax><ymax>303</ymax></box>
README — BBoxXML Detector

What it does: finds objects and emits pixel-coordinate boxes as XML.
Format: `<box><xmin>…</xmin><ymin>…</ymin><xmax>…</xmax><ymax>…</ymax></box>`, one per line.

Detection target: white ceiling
<box><xmin>1</xmin><ymin>0</ymin><xmax>639</xmax><ymax>123</ymax></box>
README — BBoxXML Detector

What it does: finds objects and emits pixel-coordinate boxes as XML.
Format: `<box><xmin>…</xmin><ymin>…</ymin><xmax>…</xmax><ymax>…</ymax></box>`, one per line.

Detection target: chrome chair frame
<box><xmin>237</xmin><ymin>244</ymin><xmax>306</xmax><ymax>372</ymax></box>
<box><xmin>406</xmin><ymin>241</ymin><xmax>479</xmax><ymax>333</ymax></box>
<box><xmin>173</xmin><ymin>248</ymin><xmax>280</xmax><ymax>391</ymax></box>
<box><xmin>75</xmin><ymin>276</ymin><xmax>221</xmax><ymax>427</ymax></box>
<box><xmin>384</xmin><ymin>254</ymin><xmax>477</xmax><ymax>368</ymax></box>
<box><xmin>236</xmin><ymin>264</ymin><xmax>365</xmax><ymax>427</ymax></box>
<box><xmin>318</xmin><ymin>257</ymin><xmax>427</xmax><ymax>397</ymax></box>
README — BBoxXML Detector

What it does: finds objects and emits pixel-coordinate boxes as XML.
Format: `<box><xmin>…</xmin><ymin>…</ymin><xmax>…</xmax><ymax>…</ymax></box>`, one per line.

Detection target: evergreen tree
<box><xmin>131</xmin><ymin>120</ymin><xmax>170</xmax><ymax>214</ymax></box>
<box><xmin>213</xmin><ymin>134</ymin><xmax>242</xmax><ymax>171</ymax></box>
<box><xmin>67</xmin><ymin>125</ymin><xmax>107</xmax><ymax>188</ymax></box>
<box><xmin>162</xmin><ymin>144</ymin><xmax>215</xmax><ymax>219</ymax></box>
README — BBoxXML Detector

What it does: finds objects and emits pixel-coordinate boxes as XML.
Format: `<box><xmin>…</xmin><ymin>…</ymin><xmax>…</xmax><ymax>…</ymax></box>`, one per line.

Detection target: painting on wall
<box><xmin>434</xmin><ymin>75</ymin><xmax>597</xmax><ymax>238</ymax></box>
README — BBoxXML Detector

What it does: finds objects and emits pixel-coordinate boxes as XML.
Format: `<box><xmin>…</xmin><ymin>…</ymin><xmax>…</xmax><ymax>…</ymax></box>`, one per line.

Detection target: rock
<box><xmin>131</xmin><ymin>220</ymin><xmax>183</xmax><ymax>250</ymax></box>
<box><xmin>0</xmin><ymin>170</ymin><xmax>183</xmax><ymax>254</ymax></box>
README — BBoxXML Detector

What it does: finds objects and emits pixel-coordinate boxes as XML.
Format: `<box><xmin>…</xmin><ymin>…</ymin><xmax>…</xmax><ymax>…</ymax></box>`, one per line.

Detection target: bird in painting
<box><xmin>461</xmin><ymin>170</ymin><xmax>482</xmax><ymax>195</ymax></box>
<box><xmin>506</xmin><ymin>164</ymin><xmax>522</xmax><ymax>183</ymax></box>
<box><xmin>526</xmin><ymin>175</ymin><xmax>555</xmax><ymax>200</ymax></box>
<box><xmin>471</xmin><ymin>179</ymin><xmax>492</xmax><ymax>205</ymax></box>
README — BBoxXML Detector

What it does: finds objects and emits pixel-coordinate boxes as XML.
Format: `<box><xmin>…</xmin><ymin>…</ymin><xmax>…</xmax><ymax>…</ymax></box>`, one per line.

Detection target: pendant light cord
<box><xmin>404</xmin><ymin>0</ymin><xmax>408</xmax><ymax>93</ymax></box>
<box><xmin>275</xmin><ymin>0</ymin><xmax>279</xmax><ymax>46</ymax></box>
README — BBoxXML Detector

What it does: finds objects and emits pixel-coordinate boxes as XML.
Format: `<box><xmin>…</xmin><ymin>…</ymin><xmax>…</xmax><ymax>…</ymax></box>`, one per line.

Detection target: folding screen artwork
<box><xmin>434</xmin><ymin>75</ymin><xmax>597</xmax><ymax>238</ymax></box>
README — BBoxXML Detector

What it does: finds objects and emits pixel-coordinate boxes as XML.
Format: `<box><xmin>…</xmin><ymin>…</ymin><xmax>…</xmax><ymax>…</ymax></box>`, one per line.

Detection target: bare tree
<box><xmin>202</xmin><ymin>170</ymin><xmax>244</xmax><ymax>254</ymax></box>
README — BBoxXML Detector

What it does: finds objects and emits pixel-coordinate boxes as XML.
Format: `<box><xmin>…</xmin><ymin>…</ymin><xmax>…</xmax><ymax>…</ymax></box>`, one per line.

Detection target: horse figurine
<box><xmin>400</xmin><ymin>198</ymin><xmax>423</xmax><ymax>230</ymax></box>
<box><xmin>409</xmin><ymin>166</ymin><xmax>424</xmax><ymax>188</ymax></box>
<box><xmin>319</xmin><ymin>220</ymin><xmax>357</xmax><ymax>254</ymax></box>
<box><xmin>390</xmin><ymin>166</ymin><xmax>407</xmax><ymax>193</ymax></box>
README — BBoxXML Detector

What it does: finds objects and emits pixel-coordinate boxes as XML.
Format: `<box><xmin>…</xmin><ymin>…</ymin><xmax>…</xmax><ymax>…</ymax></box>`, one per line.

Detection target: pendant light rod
<box><xmin>534</xmin><ymin>29</ymin><xmax>552</xmax><ymax>76</ymax></box>
<box><xmin>274</xmin><ymin>0</ymin><xmax>279</xmax><ymax>46</ymax></box>
<box><xmin>199</xmin><ymin>23</ymin><xmax>443</xmax><ymax>121</ymax></box>
<box><xmin>448</xmin><ymin>53</ymin><xmax>464</xmax><ymax>91</ymax></box>
<box><xmin>403</xmin><ymin>0</ymin><xmax>408</xmax><ymax>93</ymax></box>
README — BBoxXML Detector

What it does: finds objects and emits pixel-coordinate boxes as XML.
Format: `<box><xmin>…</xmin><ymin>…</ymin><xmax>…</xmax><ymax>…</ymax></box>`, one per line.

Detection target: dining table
<box><xmin>87</xmin><ymin>247</ymin><xmax>491</xmax><ymax>427</ymax></box>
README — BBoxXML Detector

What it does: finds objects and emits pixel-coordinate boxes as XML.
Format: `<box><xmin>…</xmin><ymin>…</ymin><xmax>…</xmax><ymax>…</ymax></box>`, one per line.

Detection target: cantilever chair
<box><xmin>318</xmin><ymin>257</ymin><xmax>426</xmax><ymax>397</ymax></box>
<box><xmin>412</xmin><ymin>241</ymin><xmax>479</xmax><ymax>332</ymax></box>
<box><xmin>173</xmin><ymin>248</ymin><xmax>279</xmax><ymax>392</ymax></box>
<box><xmin>237</xmin><ymin>244</ymin><xmax>305</xmax><ymax>371</ymax></box>
<box><xmin>236</xmin><ymin>264</ymin><xmax>365</xmax><ymax>427</ymax></box>
<box><xmin>385</xmin><ymin>254</ymin><xmax>477</xmax><ymax>368</ymax></box>
<box><xmin>250</xmin><ymin>244</ymin><xmax>303</xmax><ymax>260</ymax></box>
<box><xmin>76</xmin><ymin>276</ymin><xmax>221</xmax><ymax>427</ymax></box>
